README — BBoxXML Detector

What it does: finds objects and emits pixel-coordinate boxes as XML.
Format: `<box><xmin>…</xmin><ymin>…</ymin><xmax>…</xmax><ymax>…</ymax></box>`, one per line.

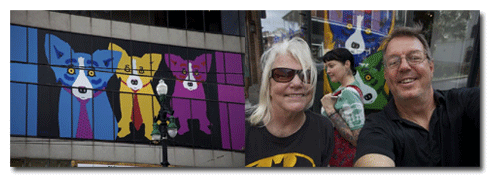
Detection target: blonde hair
<box><xmin>247</xmin><ymin>37</ymin><xmax>317</xmax><ymax>126</ymax></box>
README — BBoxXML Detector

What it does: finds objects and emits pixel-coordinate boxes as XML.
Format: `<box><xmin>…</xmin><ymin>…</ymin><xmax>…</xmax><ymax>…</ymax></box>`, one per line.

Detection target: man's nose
<box><xmin>398</xmin><ymin>57</ymin><xmax>412</xmax><ymax>71</ymax></box>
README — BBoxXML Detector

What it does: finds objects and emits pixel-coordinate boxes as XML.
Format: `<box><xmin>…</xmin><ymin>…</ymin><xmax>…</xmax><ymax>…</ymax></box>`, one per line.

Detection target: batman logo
<box><xmin>246</xmin><ymin>153</ymin><xmax>315</xmax><ymax>167</ymax></box>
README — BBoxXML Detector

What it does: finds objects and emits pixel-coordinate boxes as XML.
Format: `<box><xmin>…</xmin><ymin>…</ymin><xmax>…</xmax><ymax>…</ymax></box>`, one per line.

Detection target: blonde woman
<box><xmin>245</xmin><ymin>37</ymin><xmax>334</xmax><ymax>167</ymax></box>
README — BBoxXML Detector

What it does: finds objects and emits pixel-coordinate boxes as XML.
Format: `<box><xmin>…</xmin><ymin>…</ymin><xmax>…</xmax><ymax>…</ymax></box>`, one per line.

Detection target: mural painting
<box><xmin>109</xmin><ymin>43</ymin><xmax>161</xmax><ymax>141</ymax></box>
<box><xmin>10</xmin><ymin>25</ymin><xmax>245</xmax><ymax>151</ymax></box>
<box><xmin>164</xmin><ymin>53</ymin><xmax>213</xmax><ymax>135</ymax></box>
<box><xmin>45</xmin><ymin>34</ymin><xmax>121</xmax><ymax>140</ymax></box>
<box><xmin>323</xmin><ymin>10</ymin><xmax>395</xmax><ymax>111</ymax></box>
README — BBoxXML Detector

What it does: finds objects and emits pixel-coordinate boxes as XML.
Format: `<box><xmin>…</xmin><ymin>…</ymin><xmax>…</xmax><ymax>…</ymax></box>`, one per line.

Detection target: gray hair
<box><xmin>247</xmin><ymin>37</ymin><xmax>317</xmax><ymax>126</ymax></box>
<box><xmin>381</xmin><ymin>25</ymin><xmax>433</xmax><ymax>61</ymax></box>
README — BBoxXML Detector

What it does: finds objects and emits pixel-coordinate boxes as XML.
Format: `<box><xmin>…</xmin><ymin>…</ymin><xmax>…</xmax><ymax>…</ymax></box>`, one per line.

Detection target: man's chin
<box><xmin>394</xmin><ymin>90</ymin><xmax>425</xmax><ymax>101</ymax></box>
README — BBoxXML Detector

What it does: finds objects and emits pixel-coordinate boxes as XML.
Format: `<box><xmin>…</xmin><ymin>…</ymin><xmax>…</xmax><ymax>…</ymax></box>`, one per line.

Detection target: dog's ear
<box><xmin>164</xmin><ymin>54</ymin><xmax>188</xmax><ymax>80</ymax></box>
<box><xmin>108</xmin><ymin>43</ymin><xmax>127</xmax><ymax>59</ymax></box>
<box><xmin>205</xmin><ymin>54</ymin><xmax>213</xmax><ymax>72</ymax></box>
<box><xmin>164</xmin><ymin>54</ymin><xmax>171</xmax><ymax>69</ymax></box>
<box><xmin>139</xmin><ymin>53</ymin><xmax>162</xmax><ymax>76</ymax></box>
<box><xmin>149</xmin><ymin>53</ymin><xmax>162</xmax><ymax>75</ymax></box>
<box><xmin>108</xmin><ymin>43</ymin><xmax>129</xmax><ymax>70</ymax></box>
<box><xmin>45</xmin><ymin>34</ymin><xmax>73</xmax><ymax>65</ymax></box>
<box><xmin>194</xmin><ymin>54</ymin><xmax>213</xmax><ymax>73</ymax></box>
<box><xmin>164</xmin><ymin>54</ymin><xmax>183</xmax><ymax>70</ymax></box>
<box><xmin>108</xmin><ymin>43</ymin><xmax>124</xmax><ymax>53</ymax></box>
<box><xmin>92</xmin><ymin>50</ymin><xmax>122</xmax><ymax>70</ymax></box>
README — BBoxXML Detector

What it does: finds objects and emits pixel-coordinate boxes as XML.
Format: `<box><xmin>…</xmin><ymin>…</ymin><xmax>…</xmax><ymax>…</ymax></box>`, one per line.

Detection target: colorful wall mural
<box><xmin>10</xmin><ymin>25</ymin><xmax>245</xmax><ymax>151</ymax></box>
<box><xmin>322</xmin><ymin>10</ymin><xmax>395</xmax><ymax>111</ymax></box>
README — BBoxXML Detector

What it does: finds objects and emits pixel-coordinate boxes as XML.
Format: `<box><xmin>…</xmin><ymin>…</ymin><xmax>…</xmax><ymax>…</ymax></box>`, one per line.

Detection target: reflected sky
<box><xmin>261</xmin><ymin>10</ymin><xmax>292</xmax><ymax>32</ymax></box>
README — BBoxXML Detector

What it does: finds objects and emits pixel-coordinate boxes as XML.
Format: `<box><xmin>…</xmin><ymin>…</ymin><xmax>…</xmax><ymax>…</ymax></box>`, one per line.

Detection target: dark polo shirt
<box><xmin>354</xmin><ymin>88</ymin><xmax>480</xmax><ymax>167</ymax></box>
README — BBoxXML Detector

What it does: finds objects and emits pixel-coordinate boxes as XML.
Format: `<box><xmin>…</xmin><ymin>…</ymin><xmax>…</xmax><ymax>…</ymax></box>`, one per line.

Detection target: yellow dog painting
<box><xmin>109</xmin><ymin>43</ymin><xmax>161</xmax><ymax>140</ymax></box>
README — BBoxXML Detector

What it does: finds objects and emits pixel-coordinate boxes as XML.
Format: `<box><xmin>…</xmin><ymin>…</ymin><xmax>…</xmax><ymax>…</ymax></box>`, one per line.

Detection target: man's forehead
<box><xmin>385</xmin><ymin>36</ymin><xmax>425</xmax><ymax>54</ymax></box>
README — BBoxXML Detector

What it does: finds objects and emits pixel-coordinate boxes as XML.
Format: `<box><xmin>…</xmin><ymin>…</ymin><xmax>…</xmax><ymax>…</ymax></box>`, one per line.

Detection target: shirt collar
<box><xmin>386</xmin><ymin>89</ymin><xmax>442</xmax><ymax>121</ymax></box>
<box><xmin>385</xmin><ymin>98</ymin><xmax>401</xmax><ymax>121</ymax></box>
<box><xmin>433</xmin><ymin>89</ymin><xmax>445</xmax><ymax>106</ymax></box>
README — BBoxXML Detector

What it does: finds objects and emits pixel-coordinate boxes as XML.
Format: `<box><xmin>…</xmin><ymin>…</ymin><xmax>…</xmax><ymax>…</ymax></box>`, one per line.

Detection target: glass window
<box><xmin>430</xmin><ymin>10</ymin><xmax>480</xmax><ymax>89</ymax></box>
<box><xmin>260</xmin><ymin>10</ymin><xmax>303</xmax><ymax>51</ymax></box>
<box><xmin>239</xmin><ymin>11</ymin><xmax>246</xmax><ymax>37</ymax></box>
<box><xmin>69</xmin><ymin>11</ymin><xmax>91</xmax><ymax>17</ymax></box>
<box><xmin>131</xmin><ymin>10</ymin><xmax>150</xmax><ymax>25</ymax></box>
<box><xmin>187</xmin><ymin>10</ymin><xmax>204</xmax><ymax>31</ymax></box>
<box><xmin>221</xmin><ymin>11</ymin><xmax>239</xmax><ymax>36</ymax></box>
<box><xmin>205</xmin><ymin>11</ymin><xmax>222</xmax><ymax>33</ymax></box>
<box><xmin>150</xmin><ymin>11</ymin><xmax>168</xmax><ymax>27</ymax></box>
<box><xmin>112</xmin><ymin>10</ymin><xmax>131</xmax><ymax>23</ymax></box>
<box><xmin>91</xmin><ymin>11</ymin><xmax>111</xmax><ymax>20</ymax></box>
<box><xmin>395</xmin><ymin>10</ymin><xmax>407</xmax><ymax>27</ymax></box>
<box><xmin>168</xmin><ymin>10</ymin><xmax>186</xmax><ymax>29</ymax></box>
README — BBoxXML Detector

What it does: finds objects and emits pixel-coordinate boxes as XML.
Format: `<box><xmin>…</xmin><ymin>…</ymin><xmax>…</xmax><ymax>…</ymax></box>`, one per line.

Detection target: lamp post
<box><xmin>151</xmin><ymin>79</ymin><xmax>178</xmax><ymax>167</ymax></box>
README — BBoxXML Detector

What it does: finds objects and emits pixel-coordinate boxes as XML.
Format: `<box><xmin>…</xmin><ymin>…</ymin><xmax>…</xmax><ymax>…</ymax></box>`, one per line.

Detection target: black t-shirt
<box><xmin>245</xmin><ymin>110</ymin><xmax>335</xmax><ymax>167</ymax></box>
<box><xmin>354</xmin><ymin>88</ymin><xmax>480</xmax><ymax>167</ymax></box>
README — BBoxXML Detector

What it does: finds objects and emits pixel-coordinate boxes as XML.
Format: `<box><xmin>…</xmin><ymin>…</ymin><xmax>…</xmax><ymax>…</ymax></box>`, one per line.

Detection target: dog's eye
<box><xmin>346</xmin><ymin>23</ymin><xmax>353</xmax><ymax>30</ymax></box>
<box><xmin>364</xmin><ymin>28</ymin><xmax>372</xmax><ymax>35</ymax></box>
<box><xmin>67</xmin><ymin>67</ymin><xmax>75</xmax><ymax>75</ymax></box>
<box><xmin>88</xmin><ymin>70</ymin><xmax>96</xmax><ymax>77</ymax></box>
<box><xmin>364</xmin><ymin>74</ymin><xmax>372</xmax><ymax>81</ymax></box>
<box><xmin>182</xmin><ymin>69</ymin><xmax>187</xmax><ymax>75</ymax></box>
<box><xmin>194</xmin><ymin>69</ymin><xmax>199</xmax><ymax>76</ymax></box>
<box><xmin>139</xmin><ymin>66</ymin><xmax>145</xmax><ymax>74</ymax></box>
<box><xmin>124</xmin><ymin>65</ymin><xmax>131</xmax><ymax>72</ymax></box>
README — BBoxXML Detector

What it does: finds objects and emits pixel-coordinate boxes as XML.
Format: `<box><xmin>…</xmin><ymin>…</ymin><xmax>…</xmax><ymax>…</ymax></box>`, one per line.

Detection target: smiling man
<box><xmin>353</xmin><ymin>26</ymin><xmax>480</xmax><ymax>167</ymax></box>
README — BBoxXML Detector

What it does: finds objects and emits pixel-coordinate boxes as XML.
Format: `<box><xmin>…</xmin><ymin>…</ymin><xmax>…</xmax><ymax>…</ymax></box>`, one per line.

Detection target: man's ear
<box><xmin>429</xmin><ymin>59</ymin><xmax>435</xmax><ymax>76</ymax></box>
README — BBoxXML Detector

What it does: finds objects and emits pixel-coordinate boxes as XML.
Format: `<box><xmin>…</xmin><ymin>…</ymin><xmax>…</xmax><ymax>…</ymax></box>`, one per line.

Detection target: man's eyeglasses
<box><xmin>384</xmin><ymin>51</ymin><xmax>428</xmax><ymax>70</ymax></box>
<box><xmin>271</xmin><ymin>68</ymin><xmax>311</xmax><ymax>83</ymax></box>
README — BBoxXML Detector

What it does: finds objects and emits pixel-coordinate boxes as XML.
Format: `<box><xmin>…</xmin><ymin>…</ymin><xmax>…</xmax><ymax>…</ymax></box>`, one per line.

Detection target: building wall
<box><xmin>10</xmin><ymin>10</ymin><xmax>246</xmax><ymax>167</ymax></box>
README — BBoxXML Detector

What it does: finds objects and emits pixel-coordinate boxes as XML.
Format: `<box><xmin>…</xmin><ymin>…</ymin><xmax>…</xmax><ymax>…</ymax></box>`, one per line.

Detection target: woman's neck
<box><xmin>266</xmin><ymin>111</ymin><xmax>306</xmax><ymax>138</ymax></box>
<box><xmin>340</xmin><ymin>74</ymin><xmax>355</xmax><ymax>87</ymax></box>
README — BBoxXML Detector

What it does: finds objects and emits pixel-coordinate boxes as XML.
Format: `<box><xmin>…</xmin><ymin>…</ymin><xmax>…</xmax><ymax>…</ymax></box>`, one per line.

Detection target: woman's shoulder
<box><xmin>305</xmin><ymin>110</ymin><xmax>334</xmax><ymax>128</ymax></box>
<box><xmin>339</xmin><ymin>82</ymin><xmax>363</xmax><ymax>100</ymax></box>
<box><xmin>305</xmin><ymin>109</ymin><xmax>326</xmax><ymax>119</ymax></box>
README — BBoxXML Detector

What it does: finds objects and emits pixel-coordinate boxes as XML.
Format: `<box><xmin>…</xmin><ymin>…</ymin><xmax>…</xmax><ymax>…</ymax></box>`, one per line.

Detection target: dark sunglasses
<box><xmin>271</xmin><ymin>68</ymin><xmax>311</xmax><ymax>83</ymax></box>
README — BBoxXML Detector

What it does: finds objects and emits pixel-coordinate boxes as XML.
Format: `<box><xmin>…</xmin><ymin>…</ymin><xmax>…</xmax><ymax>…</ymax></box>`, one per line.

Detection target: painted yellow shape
<box><xmin>323</xmin><ymin>10</ymin><xmax>335</xmax><ymax>52</ymax></box>
<box><xmin>246</xmin><ymin>153</ymin><xmax>315</xmax><ymax>167</ymax></box>
<box><xmin>109</xmin><ymin>43</ymin><xmax>162</xmax><ymax>140</ymax></box>
<box><xmin>384</xmin><ymin>82</ymin><xmax>390</xmax><ymax>95</ymax></box>
<box><xmin>323</xmin><ymin>69</ymin><xmax>333</xmax><ymax>95</ymax></box>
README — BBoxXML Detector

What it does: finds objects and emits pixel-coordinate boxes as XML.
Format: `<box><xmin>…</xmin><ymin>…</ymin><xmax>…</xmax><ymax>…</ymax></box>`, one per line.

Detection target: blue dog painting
<box><xmin>45</xmin><ymin>34</ymin><xmax>121</xmax><ymax>140</ymax></box>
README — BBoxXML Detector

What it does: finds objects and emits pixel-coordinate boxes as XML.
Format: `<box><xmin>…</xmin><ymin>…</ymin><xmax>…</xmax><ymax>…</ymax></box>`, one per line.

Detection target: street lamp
<box><xmin>151</xmin><ymin>79</ymin><xmax>178</xmax><ymax>167</ymax></box>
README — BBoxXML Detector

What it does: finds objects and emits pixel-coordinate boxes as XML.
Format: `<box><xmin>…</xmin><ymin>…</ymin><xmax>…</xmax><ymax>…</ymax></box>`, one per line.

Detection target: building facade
<box><xmin>10</xmin><ymin>10</ymin><xmax>249</xmax><ymax>167</ymax></box>
<box><xmin>10</xmin><ymin>10</ymin><xmax>480</xmax><ymax>167</ymax></box>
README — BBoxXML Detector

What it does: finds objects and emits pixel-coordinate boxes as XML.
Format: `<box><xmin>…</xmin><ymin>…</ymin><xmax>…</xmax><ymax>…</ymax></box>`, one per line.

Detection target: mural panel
<box><xmin>10</xmin><ymin>25</ymin><xmax>245</xmax><ymax>151</ymax></box>
<box><xmin>323</xmin><ymin>10</ymin><xmax>395</xmax><ymax>111</ymax></box>
<box><xmin>45</xmin><ymin>34</ymin><xmax>121</xmax><ymax>140</ymax></box>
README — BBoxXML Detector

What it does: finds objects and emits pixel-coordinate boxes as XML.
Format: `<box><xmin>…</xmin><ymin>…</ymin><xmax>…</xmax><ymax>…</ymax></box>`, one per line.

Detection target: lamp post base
<box><xmin>161</xmin><ymin>161</ymin><xmax>170</xmax><ymax>167</ymax></box>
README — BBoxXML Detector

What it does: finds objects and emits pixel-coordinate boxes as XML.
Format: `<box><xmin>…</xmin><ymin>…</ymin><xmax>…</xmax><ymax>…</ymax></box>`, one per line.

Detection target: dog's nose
<box><xmin>131</xmin><ymin>79</ymin><xmax>138</xmax><ymax>85</ymax></box>
<box><xmin>364</xmin><ymin>93</ymin><xmax>372</xmax><ymax>101</ymax></box>
<box><xmin>78</xmin><ymin>87</ymin><xmax>87</xmax><ymax>94</ymax></box>
<box><xmin>187</xmin><ymin>82</ymin><xmax>193</xmax><ymax>87</ymax></box>
<box><xmin>351</xmin><ymin>42</ymin><xmax>360</xmax><ymax>49</ymax></box>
